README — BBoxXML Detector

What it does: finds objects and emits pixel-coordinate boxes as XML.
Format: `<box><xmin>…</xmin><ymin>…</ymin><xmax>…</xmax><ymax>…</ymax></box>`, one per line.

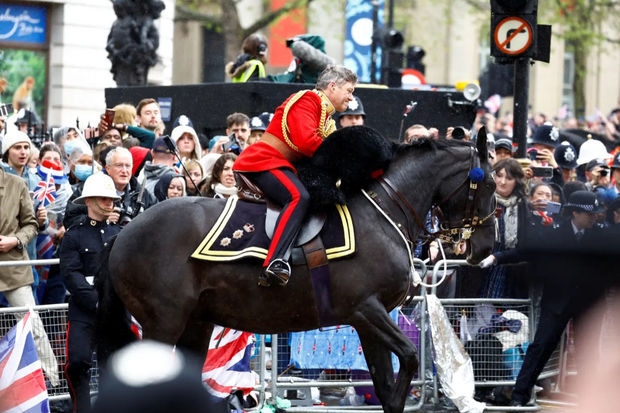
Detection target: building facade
<box><xmin>0</xmin><ymin>0</ymin><xmax>174</xmax><ymax>129</ymax></box>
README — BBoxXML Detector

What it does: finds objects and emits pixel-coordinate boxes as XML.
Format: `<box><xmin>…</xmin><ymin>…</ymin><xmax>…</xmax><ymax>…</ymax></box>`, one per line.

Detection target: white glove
<box><xmin>479</xmin><ymin>254</ymin><xmax>496</xmax><ymax>269</ymax></box>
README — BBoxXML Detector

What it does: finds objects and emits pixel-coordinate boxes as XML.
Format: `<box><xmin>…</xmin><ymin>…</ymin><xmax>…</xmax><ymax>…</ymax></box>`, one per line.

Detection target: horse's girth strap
<box><xmin>303</xmin><ymin>236</ymin><xmax>335</xmax><ymax>326</ymax></box>
<box><xmin>302</xmin><ymin>236</ymin><xmax>328</xmax><ymax>269</ymax></box>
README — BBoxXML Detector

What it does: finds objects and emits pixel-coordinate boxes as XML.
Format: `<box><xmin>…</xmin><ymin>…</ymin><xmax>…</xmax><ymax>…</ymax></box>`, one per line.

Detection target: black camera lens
<box><xmin>528</xmin><ymin>149</ymin><xmax>538</xmax><ymax>161</ymax></box>
<box><xmin>600</xmin><ymin>168</ymin><xmax>609</xmax><ymax>177</ymax></box>
<box><xmin>451</xmin><ymin>127</ymin><xmax>466</xmax><ymax>140</ymax></box>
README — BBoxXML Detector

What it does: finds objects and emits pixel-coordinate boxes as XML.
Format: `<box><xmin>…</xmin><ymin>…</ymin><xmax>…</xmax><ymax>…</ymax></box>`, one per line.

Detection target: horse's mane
<box><xmin>392</xmin><ymin>136</ymin><xmax>475</xmax><ymax>156</ymax></box>
<box><xmin>296</xmin><ymin>125</ymin><xmax>393</xmax><ymax>211</ymax></box>
<box><xmin>296</xmin><ymin>128</ymin><xmax>478</xmax><ymax>212</ymax></box>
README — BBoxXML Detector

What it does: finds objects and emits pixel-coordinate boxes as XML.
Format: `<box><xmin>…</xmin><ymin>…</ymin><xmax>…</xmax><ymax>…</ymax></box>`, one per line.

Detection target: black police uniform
<box><xmin>60</xmin><ymin>216</ymin><xmax>121</xmax><ymax>413</ymax></box>
<box><xmin>496</xmin><ymin>217</ymin><xmax>607</xmax><ymax>406</ymax></box>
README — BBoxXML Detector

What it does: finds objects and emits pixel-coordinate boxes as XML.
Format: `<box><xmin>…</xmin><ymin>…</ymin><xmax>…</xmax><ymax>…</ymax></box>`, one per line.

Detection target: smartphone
<box><xmin>546</xmin><ymin>201</ymin><xmax>561</xmax><ymax>214</ymax></box>
<box><xmin>104</xmin><ymin>108</ymin><xmax>115</xmax><ymax>125</ymax></box>
<box><xmin>531</xmin><ymin>166</ymin><xmax>554</xmax><ymax>178</ymax></box>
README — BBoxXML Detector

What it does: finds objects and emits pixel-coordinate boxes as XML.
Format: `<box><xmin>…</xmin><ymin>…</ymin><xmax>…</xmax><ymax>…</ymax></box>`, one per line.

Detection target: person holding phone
<box><xmin>528</xmin><ymin>182</ymin><xmax>558</xmax><ymax>227</ymax></box>
<box><xmin>525</xmin><ymin>123</ymin><xmax>564</xmax><ymax>187</ymax></box>
<box><xmin>97</xmin><ymin>103</ymin><xmax>156</xmax><ymax>148</ymax></box>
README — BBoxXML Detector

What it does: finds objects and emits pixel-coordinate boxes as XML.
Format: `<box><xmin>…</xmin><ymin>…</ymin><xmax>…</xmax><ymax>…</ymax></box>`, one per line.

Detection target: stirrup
<box><xmin>264</xmin><ymin>259</ymin><xmax>291</xmax><ymax>287</ymax></box>
<box><xmin>257</xmin><ymin>272</ymin><xmax>272</xmax><ymax>287</ymax></box>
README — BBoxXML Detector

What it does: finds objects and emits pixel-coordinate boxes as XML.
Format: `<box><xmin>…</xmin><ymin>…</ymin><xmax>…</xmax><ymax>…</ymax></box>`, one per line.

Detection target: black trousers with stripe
<box><xmin>245</xmin><ymin>168</ymin><xmax>309</xmax><ymax>266</ymax></box>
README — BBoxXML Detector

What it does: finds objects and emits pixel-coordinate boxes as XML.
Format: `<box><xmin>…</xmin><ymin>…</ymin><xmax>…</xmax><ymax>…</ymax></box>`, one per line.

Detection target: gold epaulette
<box><xmin>281</xmin><ymin>89</ymin><xmax>336</xmax><ymax>153</ymax></box>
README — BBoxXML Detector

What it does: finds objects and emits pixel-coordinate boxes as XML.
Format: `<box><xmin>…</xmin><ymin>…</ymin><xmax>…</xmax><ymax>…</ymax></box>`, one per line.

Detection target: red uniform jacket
<box><xmin>234</xmin><ymin>89</ymin><xmax>336</xmax><ymax>173</ymax></box>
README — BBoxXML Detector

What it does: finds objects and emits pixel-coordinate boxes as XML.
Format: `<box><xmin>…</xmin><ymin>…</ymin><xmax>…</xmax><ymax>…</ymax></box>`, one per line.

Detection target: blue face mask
<box><xmin>74</xmin><ymin>164</ymin><xmax>93</xmax><ymax>181</ymax></box>
<box><xmin>64</xmin><ymin>139</ymin><xmax>81</xmax><ymax>157</ymax></box>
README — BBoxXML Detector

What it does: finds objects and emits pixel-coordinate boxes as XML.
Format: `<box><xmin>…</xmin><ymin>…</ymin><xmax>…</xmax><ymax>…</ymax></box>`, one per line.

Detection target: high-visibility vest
<box><xmin>232</xmin><ymin>60</ymin><xmax>266</xmax><ymax>83</ymax></box>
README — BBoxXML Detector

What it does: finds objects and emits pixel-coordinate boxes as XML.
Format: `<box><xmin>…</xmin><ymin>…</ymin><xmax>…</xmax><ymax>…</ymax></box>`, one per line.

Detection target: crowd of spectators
<box><xmin>1</xmin><ymin>84</ymin><xmax>619</xmax><ymax>410</ymax></box>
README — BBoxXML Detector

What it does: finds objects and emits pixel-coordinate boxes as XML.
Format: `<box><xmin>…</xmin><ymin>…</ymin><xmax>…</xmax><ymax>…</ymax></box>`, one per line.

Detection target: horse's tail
<box><xmin>95</xmin><ymin>235</ymin><xmax>137</xmax><ymax>369</ymax></box>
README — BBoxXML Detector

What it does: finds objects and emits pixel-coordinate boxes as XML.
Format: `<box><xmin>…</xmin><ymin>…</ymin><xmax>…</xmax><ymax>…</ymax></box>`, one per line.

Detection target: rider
<box><xmin>234</xmin><ymin>64</ymin><xmax>357</xmax><ymax>287</ymax></box>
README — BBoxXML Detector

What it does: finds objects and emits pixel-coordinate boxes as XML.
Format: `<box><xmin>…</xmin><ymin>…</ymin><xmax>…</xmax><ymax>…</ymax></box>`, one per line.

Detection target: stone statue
<box><xmin>106</xmin><ymin>0</ymin><xmax>166</xmax><ymax>86</ymax></box>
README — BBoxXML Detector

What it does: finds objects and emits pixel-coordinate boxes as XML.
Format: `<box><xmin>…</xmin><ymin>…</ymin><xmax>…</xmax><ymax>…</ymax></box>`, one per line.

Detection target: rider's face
<box><xmin>325</xmin><ymin>81</ymin><xmax>355</xmax><ymax>112</ymax></box>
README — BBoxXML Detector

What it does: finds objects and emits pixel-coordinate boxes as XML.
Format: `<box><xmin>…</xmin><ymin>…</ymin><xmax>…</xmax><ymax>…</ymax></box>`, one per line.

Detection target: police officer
<box><xmin>334</xmin><ymin>95</ymin><xmax>365</xmax><ymax>128</ymax></box>
<box><xmin>481</xmin><ymin>190</ymin><xmax>608</xmax><ymax>406</ymax></box>
<box><xmin>60</xmin><ymin>173</ymin><xmax>121</xmax><ymax>413</ymax></box>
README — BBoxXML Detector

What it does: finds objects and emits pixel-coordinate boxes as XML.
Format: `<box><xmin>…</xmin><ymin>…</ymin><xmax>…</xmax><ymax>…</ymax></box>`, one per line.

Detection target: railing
<box><xmin>1</xmin><ymin>257</ymin><xmax>564</xmax><ymax>411</ymax></box>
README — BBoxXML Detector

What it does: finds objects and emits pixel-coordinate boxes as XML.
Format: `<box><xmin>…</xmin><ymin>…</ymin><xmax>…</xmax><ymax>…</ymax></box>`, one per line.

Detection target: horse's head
<box><xmin>432</xmin><ymin>127</ymin><xmax>497</xmax><ymax>264</ymax></box>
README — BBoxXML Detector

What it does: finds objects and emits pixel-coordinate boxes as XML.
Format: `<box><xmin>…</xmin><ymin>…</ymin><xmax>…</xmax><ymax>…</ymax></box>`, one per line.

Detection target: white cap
<box><xmin>2</xmin><ymin>130</ymin><xmax>31</xmax><ymax>155</ymax></box>
<box><xmin>576</xmin><ymin>138</ymin><xmax>612</xmax><ymax>166</ymax></box>
<box><xmin>73</xmin><ymin>173</ymin><xmax>121</xmax><ymax>204</ymax></box>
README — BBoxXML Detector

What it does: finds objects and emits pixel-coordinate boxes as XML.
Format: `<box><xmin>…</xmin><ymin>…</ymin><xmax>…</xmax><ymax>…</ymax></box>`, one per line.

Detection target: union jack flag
<box><xmin>0</xmin><ymin>311</ymin><xmax>50</xmax><ymax>413</ymax></box>
<box><xmin>202</xmin><ymin>326</ymin><xmax>257</xmax><ymax>399</ymax></box>
<box><xmin>33</xmin><ymin>174</ymin><xmax>56</xmax><ymax>207</ymax></box>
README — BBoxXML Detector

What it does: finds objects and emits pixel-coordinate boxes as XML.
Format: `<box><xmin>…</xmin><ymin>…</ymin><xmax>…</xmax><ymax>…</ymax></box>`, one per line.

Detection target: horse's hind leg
<box><xmin>351</xmin><ymin>299</ymin><xmax>418</xmax><ymax>413</ymax></box>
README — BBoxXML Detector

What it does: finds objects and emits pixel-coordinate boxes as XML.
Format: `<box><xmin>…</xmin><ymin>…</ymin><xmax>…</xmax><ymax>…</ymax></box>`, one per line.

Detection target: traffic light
<box><xmin>490</xmin><ymin>0</ymin><xmax>538</xmax><ymax>59</ymax></box>
<box><xmin>406</xmin><ymin>46</ymin><xmax>426</xmax><ymax>75</ymax></box>
<box><xmin>374</xmin><ymin>27</ymin><xmax>404</xmax><ymax>87</ymax></box>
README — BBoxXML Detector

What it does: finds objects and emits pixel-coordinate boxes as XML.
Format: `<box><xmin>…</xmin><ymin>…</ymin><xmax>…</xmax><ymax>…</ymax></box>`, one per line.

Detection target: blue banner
<box><xmin>0</xmin><ymin>4</ymin><xmax>47</xmax><ymax>45</ymax></box>
<box><xmin>289</xmin><ymin>309</ymin><xmax>420</xmax><ymax>371</ymax></box>
<box><xmin>344</xmin><ymin>0</ymin><xmax>384</xmax><ymax>83</ymax></box>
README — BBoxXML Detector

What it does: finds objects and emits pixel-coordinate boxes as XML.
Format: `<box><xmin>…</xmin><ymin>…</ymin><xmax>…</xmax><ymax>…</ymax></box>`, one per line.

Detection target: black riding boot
<box><xmin>258</xmin><ymin>259</ymin><xmax>291</xmax><ymax>287</ymax></box>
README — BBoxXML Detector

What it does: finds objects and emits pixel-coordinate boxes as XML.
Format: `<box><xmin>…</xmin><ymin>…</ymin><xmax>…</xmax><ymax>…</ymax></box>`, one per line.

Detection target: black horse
<box><xmin>96</xmin><ymin>127</ymin><xmax>496</xmax><ymax>413</ymax></box>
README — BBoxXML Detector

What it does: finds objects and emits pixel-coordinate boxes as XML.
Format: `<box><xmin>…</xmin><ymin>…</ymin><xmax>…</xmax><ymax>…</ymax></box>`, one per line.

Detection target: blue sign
<box><xmin>158</xmin><ymin>97</ymin><xmax>172</xmax><ymax>122</ymax></box>
<box><xmin>344</xmin><ymin>0</ymin><xmax>384</xmax><ymax>83</ymax></box>
<box><xmin>0</xmin><ymin>5</ymin><xmax>47</xmax><ymax>45</ymax></box>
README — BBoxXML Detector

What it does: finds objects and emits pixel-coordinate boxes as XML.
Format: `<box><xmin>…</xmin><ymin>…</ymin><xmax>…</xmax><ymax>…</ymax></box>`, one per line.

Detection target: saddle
<box><xmin>235</xmin><ymin>172</ymin><xmax>326</xmax><ymax>248</ymax></box>
<box><xmin>191</xmin><ymin>189</ymin><xmax>354</xmax><ymax>266</ymax></box>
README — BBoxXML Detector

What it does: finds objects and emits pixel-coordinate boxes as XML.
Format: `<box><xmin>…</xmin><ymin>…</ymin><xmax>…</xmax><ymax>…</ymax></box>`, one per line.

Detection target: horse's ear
<box><xmin>476</xmin><ymin>126</ymin><xmax>489</xmax><ymax>165</ymax></box>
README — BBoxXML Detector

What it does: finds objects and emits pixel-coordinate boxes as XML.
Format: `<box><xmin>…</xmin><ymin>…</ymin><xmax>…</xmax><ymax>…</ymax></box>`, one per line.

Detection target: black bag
<box><xmin>464</xmin><ymin>333</ymin><xmax>509</xmax><ymax>381</ymax></box>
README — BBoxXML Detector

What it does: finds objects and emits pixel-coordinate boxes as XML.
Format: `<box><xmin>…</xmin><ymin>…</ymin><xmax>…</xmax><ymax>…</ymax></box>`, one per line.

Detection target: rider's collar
<box><xmin>313</xmin><ymin>89</ymin><xmax>336</xmax><ymax>116</ymax></box>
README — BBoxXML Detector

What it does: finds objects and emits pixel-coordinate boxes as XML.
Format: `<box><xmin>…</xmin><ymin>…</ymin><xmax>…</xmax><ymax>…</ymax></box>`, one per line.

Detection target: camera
<box><xmin>451</xmin><ymin>126</ymin><xmax>468</xmax><ymax>140</ymax></box>
<box><xmin>531</xmin><ymin>166</ymin><xmax>554</xmax><ymax>178</ymax></box>
<box><xmin>527</xmin><ymin>148</ymin><xmax>538</xmax><ymax>161</ymax></box>
<box><xmin>222</xmin><ymin>133</ymin><xmax>241</xmax><ymax>155</ymax></box>
<box><xmin>599</xmin><ymin>168</ymin><xmax>609</xmax><ymax>177</ymax></box>
<box><xmin>117</xmin><ymin>205</ymin><xmax>134</xmax><ymax>227</ymax></box>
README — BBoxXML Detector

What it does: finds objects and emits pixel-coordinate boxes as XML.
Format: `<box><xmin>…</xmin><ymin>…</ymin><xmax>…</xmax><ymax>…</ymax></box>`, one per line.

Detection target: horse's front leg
<box><xmin>351</xmin><ymin>299</ymin><xmax>418</xmax><ymax>413</ymax></box>
<box><xmin>177</xmin><ymin>317</ymin><xmax>215</xmax><ymax>362</ymax></box>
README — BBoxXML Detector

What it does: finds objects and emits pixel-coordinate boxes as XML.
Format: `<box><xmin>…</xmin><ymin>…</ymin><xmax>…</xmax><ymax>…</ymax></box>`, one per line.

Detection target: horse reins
<box><xmin>370</xmin><ymin>146</ymin><xmax>495</xmax><ymax>247</ymax></box>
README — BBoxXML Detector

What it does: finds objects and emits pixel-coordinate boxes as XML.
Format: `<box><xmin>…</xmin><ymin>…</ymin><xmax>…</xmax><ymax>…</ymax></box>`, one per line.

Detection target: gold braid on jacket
<box><xmin>281</xmin><ymin>89</ymin><xmax>336</xmax><ymax>153</ymax></box>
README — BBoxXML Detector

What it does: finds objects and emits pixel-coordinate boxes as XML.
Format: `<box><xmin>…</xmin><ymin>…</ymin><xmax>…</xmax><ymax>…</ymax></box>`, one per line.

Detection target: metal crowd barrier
<box><xmin>0</xmin><ymin>258</ymin><xmax>564</xmax><ymax>411</ymax></box>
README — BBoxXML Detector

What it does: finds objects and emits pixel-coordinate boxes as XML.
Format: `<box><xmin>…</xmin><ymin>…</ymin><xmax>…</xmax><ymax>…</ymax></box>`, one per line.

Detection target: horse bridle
<box><xmin>374</xmin><ymin>146</ymin><xmax>495</xmax><ymax>247</ymax></box>
<box><xmin>432</xmin><ymin>147</ymin><xmax>496</xmax><ymax>244</ymax></box>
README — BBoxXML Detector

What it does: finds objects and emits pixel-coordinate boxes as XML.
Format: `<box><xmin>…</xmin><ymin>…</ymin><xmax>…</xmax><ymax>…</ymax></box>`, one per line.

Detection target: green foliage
<box><xmin>0</xmin><ymin>49</ymin><xmax>46</xmax><ymax>114</ymax></box>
